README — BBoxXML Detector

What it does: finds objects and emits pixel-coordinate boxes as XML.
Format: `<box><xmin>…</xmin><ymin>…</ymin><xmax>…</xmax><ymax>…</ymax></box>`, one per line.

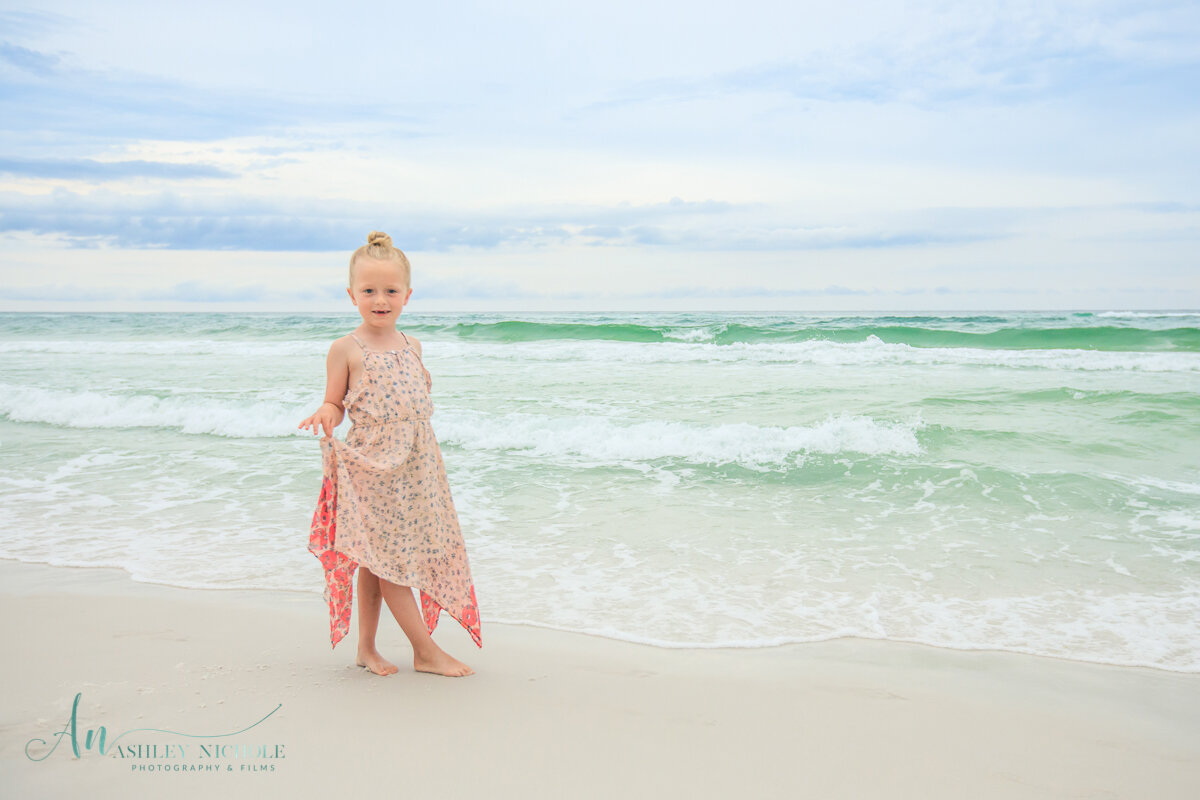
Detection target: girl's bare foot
<box><xmin>414</xmin><ymin>646</ymin><xmax>475</xmax><ymax>677</ymax></box>
<box><xmin>356</xmin><ymin>647</ymin><xmax>399</xmax><ymax>676</ymax></box>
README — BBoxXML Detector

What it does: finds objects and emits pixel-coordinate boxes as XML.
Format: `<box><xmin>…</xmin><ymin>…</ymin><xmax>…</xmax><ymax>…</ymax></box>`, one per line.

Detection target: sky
<box><xmin>1</xmin><ymin>0</ymin><xmax>1197</xmax><ymax>312</ymax></box>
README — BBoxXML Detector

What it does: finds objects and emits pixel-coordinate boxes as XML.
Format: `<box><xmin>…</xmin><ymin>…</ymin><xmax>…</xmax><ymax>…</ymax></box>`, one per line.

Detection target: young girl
<box><xmin>299</xmin><ymin>231</ymin><xmax>481</xmax><ymax>678</ymax></box>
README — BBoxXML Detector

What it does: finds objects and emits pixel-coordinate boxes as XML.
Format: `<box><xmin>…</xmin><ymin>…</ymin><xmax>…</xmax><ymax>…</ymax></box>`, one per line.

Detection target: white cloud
<box><xmin>0</xmin><ymin>0</ymin><xmax>1197</xmax><ymax>310</ymax></box>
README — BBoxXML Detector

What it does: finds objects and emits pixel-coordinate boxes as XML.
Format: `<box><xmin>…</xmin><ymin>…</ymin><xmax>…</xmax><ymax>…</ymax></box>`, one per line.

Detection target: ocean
<box><xmin>1</xmin><ymin>310</ymin><xmax>1197</xmax><ymax>672</ymax></box>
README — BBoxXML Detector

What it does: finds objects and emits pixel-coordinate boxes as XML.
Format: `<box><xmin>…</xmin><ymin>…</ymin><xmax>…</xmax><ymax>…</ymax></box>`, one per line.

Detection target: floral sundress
<box><xmin>308</xmin><ymin>330</ymin><xmax>482</xmax><ymax>650</ymax></box>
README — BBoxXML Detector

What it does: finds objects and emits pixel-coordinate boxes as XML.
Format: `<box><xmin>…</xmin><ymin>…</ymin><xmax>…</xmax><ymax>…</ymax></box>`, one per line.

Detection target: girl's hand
<box><xmin>298</xmin><ymin>403</ymin><xmax>340</xmax><ymax>438</ymax></box>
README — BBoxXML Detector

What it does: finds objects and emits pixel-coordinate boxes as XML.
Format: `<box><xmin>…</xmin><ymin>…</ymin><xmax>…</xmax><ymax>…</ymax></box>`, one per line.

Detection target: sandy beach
<box><xmin>0</xmin><ymin>559</ymin><xmax>1196</xmax><ymax>799</ymax></box>
<box><xmin>4</xmin><ymin>0</ymin><xmax>1199</xmax><ymax>795</ymax></box>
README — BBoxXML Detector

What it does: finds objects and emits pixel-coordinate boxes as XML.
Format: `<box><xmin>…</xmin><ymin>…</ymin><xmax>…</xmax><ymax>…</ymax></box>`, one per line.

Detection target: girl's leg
<box><xmin>354</xmin><ymin>567</ymin><xmax>399</xmax><ymax>675</ymax></box>
<box><xmin>377</xmin><ymin>576</ymin><xmax>475</xmax><ymax>677</ymax></box>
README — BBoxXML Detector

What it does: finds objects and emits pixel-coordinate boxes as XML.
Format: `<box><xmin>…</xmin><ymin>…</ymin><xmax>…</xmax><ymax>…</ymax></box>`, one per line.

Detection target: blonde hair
<box><xmin>348</xmin><ymin>231</ymin><xmax>411</xmax><ymax>288</ymax></box>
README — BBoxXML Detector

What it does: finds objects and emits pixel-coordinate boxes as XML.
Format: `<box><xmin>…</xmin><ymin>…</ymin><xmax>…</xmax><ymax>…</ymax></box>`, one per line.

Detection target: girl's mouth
<box><xmin>372</xmin><ymin>310</ymin><xmax>390</xmax><ymax>315</ymax></box>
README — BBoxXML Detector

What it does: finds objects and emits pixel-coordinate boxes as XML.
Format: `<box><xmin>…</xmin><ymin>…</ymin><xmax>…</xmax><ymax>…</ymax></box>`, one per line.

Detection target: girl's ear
<box><xmin>346</xmin><ymin>287</ymin><xmax>356</xmax><ymax>305</ymax></box>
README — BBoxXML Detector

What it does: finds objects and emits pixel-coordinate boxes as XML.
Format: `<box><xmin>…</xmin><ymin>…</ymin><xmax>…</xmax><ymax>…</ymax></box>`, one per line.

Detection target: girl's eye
<box><xmin>388</xmin><ymin>289</ymin><xmax>398</xmax><ymax>294</ymax></box>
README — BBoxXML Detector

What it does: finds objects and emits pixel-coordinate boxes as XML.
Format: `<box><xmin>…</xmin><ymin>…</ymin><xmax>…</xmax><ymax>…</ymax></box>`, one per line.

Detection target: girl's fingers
<box><xmin>299</xmin><ymin>413</ymin><xmax>336</xmax><ymax>437</ymax></box>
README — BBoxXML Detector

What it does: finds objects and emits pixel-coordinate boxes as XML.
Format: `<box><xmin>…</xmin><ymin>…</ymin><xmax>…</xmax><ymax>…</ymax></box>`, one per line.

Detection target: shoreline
<box><xmin>4</xmin><ymin>555</ymin><xmax>1192</xmax><ymax>674</ymax></box>
<box><xmin>2</xmin><ymin>558</ymin><xmax>1198</xmax><ymax>798</ymax></box>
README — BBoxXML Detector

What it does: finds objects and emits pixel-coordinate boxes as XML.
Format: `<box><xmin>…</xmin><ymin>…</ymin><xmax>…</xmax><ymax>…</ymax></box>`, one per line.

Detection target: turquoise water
<box><xmin>1</xmin><ymin>310</ymin><xmax>1197</xmax><ymax>671</ymax></box>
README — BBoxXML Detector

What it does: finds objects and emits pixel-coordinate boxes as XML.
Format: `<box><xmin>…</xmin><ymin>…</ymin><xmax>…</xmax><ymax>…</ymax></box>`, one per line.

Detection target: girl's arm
<box><xmin>320</xmin><ymin>339</ymin><xmax>351</xmax><ymax>424</ymax></box>
<box><xmin>407</xmin><ymin>334</ymin><xmax>433</xmax><ymax>393</ymax></box>
<box><xmin>298</xmin><ymin>338</ymin><xmax>350</xmax><ymax>437</ymax></box>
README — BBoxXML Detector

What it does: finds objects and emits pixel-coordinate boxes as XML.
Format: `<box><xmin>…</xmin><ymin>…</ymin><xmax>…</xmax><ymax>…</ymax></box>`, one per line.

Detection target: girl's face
<box><xmin>347</xmin><ymin>257</ymin><xmax>412</xmax><ymax>328</ymax></box>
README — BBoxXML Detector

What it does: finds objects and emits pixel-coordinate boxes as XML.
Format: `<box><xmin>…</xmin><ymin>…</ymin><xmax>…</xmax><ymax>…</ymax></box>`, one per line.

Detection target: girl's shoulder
<box><xmin>404</xmin><ymin>331</ymin><xmax>423</xmax><ymax>357</ymax></box>
<box><xmin>327</xmin><ymin>333</ymin><xmax>362</xmax><ymax>359</ymax></box>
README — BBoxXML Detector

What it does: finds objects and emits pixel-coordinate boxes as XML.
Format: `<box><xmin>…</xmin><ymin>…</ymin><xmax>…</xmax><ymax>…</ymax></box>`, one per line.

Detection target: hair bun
<box><xmin>348</xmin><ymin>230</ymin><xmax>410</xmax><ymax>288</ymax></box>
<box><xmin>367</xmin><ymin>231</ymin><xmax>393</xmax><ymax>248</ymax></box>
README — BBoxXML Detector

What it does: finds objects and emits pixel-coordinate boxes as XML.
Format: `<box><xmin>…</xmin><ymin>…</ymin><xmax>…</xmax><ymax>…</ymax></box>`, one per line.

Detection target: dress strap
<box><xmin>399</xmin><ymin>331</ymin><xmax>422</xmax><ymax>360</ymax></box>
<box><xmin>349</xmin><ymin>333</ymin><xmax>368</xmax><ymax>351</ymax></box>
